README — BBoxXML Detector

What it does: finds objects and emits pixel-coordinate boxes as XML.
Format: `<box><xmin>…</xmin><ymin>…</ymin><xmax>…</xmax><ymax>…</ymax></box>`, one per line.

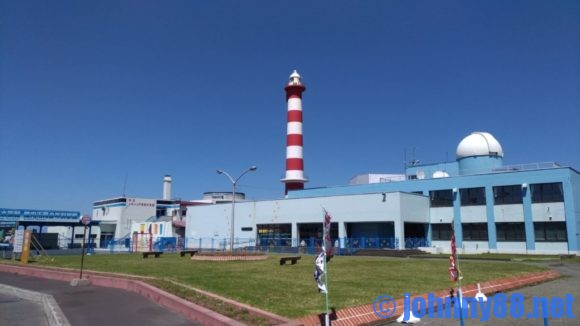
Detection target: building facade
<box><xmin>185</xmin><ymin>132</ymin><xmax>580</xmax><ymax>255</ymax></box>
<box><xmin>92</xmin><ymin>196</ymin><xmax>181</xmax><ymax>244</ymax></box>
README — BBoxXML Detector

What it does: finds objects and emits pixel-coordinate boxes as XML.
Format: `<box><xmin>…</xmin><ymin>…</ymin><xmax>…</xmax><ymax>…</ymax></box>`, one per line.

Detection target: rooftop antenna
<box><xmin>403</xmin><ymin>148</ymin><xmax>407</xmax><ymax>176</ymax></box>
<box><xmin>122</xmin><ymin>172</ymin><xmax>128</xmax><ymax>197</ymax></box>
<box><xmin>411</xmin><ymin>147</ymin><xmax>420</xmax><ymax>166</ymax></box>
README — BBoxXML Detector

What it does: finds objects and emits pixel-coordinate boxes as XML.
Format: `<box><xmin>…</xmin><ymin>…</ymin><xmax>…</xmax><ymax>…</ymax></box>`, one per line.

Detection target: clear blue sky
<box><xmin>1</xmin><ymin>1</ymin><xmax>578</xmax><ymax>215</ymax></box>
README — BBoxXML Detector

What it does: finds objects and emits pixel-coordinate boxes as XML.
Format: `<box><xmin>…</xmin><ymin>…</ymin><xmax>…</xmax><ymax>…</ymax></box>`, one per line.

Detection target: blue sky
<box><xmin>1</xmin><ymin>1</ymin><xmax>578</xmax><ymax>214</ymax></box>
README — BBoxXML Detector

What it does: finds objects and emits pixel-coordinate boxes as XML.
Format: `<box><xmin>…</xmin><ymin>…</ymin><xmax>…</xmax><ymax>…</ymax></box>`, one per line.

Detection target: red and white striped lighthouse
<box><xmin>281</xmin><ymin>70</ymin><xmax>308</xmax><ymax>195</ymax></box>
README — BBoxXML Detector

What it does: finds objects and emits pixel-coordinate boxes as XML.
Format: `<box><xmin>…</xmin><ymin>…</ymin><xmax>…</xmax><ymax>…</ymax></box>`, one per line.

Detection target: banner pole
<box><xmin>456</xmin><ymin>244</ymin><xmax>465</xmax><ymax>326</ymax></box>
<box><xmin>323</xmin><ymin>226</ymin><xmax>330</xmax><ymax>326</ymax></box>
<box><xmin>322</xmin><ymin>208</ymin><xmax>330</xmax><ymax>326</ymax></box>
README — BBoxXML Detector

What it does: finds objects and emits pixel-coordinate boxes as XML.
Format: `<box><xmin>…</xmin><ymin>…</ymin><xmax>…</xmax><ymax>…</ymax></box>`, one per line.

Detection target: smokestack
<box><xmin>163</xmin><ymin>175</ymin><xmax>172</xmax><ymax>200</ymax></box>
<box><xmin>281</xmin><ymin>70</ymin><xmax>308</xmax><ymax>194</ymax></box>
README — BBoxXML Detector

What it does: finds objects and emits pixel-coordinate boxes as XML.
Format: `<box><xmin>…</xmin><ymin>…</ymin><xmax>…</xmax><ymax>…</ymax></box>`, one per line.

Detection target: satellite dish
<box><xmin>417</xmin><ymin>171</ymin><xmax>425</xmax><ymax>180</ymax></box>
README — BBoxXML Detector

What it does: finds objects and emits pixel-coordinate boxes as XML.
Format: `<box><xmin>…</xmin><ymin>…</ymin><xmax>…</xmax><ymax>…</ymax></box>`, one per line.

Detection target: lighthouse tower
<box><xmin>281</xmin><ymin>70</ymin><xmax>308</xmax><ymax>194</ymax></box>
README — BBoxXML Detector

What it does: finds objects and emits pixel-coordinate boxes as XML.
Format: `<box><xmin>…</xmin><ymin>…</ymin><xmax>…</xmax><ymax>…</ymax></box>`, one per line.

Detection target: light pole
<box><xmin>216</xmin><ymin>165</ymin><xmax>257</xmax><ymax>251</ymax></box>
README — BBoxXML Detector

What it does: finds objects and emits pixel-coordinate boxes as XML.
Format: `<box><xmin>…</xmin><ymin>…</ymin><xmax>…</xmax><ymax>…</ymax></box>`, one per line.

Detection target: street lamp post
<box><xmin>216</xmin><ymin>166</ymin><xmax>257</xmax><ymax>251</ymax></box>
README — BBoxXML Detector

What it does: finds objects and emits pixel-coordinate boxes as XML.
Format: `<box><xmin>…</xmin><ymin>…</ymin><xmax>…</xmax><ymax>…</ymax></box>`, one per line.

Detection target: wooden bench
<box><xmin>179</xmin><ymin>250</ymin><xmax>198</xmax><ymax>257</ymax></box>
<box><xmin>280</xmin><ymin>256</ymin><xmax>301</xmax><ymax>265</ymax></box>
<box><xmin>142</xmin><ymin>251</ymin><xmax>163</xmax><ymax>258</ymax></box>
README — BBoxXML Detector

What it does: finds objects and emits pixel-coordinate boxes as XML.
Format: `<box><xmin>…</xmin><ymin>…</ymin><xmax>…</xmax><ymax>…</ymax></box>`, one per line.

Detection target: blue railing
<box><xmin>98</xmin><ymin>236</ymin><xmax>429</xmax><ymax>254</ymax></box>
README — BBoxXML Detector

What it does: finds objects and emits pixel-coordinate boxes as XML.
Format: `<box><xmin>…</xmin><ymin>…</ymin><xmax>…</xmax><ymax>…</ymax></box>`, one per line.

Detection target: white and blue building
<box><xmin>186</xmin><ymin>132</ymin><xmax>579</xmax><ymax>255</ymax></box>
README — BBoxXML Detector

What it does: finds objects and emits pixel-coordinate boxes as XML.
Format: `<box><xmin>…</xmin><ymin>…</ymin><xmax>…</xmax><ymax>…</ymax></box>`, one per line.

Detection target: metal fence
<box><xmin>97</xmin><ymin>236</ymin><xmax>429</xmax><ymax>255</ymax></box>
<box><xmin>8</xmin><ymin>234</ymin><xmax>429</xmax><ymax>255</ymax></box>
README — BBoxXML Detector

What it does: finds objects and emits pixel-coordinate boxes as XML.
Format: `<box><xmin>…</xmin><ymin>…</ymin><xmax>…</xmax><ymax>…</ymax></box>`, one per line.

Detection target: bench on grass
<box><xmin>280</xmin><ymin>256</ymin><xmax>301</xmax><ymax>265</ymax></box>
<box><xmin>142</xmin><ymin>251</ymin><xmax>163</xmax><ymax>258</ymax></box>
<box><xmin>180</xmin><ymin>250</ymin><xmax>198</xmax><ymax>257</ymax></box>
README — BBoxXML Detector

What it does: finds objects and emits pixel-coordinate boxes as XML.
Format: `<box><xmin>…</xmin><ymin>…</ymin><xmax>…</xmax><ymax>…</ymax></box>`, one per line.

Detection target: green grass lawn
<box><xmin>19</xmin><ymin>253</ymin><xmax>547</xmax><ymax>318</ymax></box>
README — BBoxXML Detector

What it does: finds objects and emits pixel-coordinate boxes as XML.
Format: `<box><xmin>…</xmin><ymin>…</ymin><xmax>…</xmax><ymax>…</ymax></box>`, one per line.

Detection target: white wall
<box><xmin>186</xmin><ymin>192</ymin><xmax>430</xmax><ymax>249</ymax></box>
<box><xmin>532</xmin><ymin>202</ymin><xmax>565</xmax><ymax>222</ymax></box>
<box><xmin>461</xmin><ymin>241</ymin><xmax>489</xmax><ymax>253</ymax></box>
<box><xmin>494</xmin><ymin>204</ymin><xmax>525</xmax><ymax>222</ymax></box>
<box><xmin>460</xmin><ymin>205</ymin><xmax>487</xmax><ymax>222</ymax></box>
<box><xmin>93</xmin><ymin>198</ymin><xmax>157</xmax><ymax>238</ymax></box>
<box><xmin>534</xmin><ymin>242</ymin><xmax>569</xmax><ymax>253</ymax></box>
<box><xmin>429</xmin><ymin>207</ymin><xmax>453</xmax><ymax>223</ymax></box>
<box><xmin>400</xmin><ymin>194</ymin><xmax>430</xmax><ymax>223</ymax></box>
<box><xmin>496</xmin><ymin>242</ymin><xmax>527</xmax><ymax>253</ymax></box>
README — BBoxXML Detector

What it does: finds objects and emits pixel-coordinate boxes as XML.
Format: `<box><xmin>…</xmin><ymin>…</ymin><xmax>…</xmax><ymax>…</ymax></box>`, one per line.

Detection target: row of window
<box><xmin>429</xmin><ymin>182</ymin><xmax>564</xmax><ymax>207</ymax></box>
<box><xmin>431</xmin><ymin>222</ymin><xmax>567</xmax><ymax>242</ymax></box>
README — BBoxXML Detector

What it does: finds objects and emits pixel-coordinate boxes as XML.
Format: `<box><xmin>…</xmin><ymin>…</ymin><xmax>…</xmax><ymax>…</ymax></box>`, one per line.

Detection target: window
<box><xmin>462</xmin><ymin>223</ymin><xmax>488</xmax><ymax>241</ymax></box>
<box><xmin>93</xmin><ymin>198</ymin><xmax>127</xmax><ymax>206</ymax></box>
<box><xmin>257</xmin><ymin>224</ymin><xmax>291</xmax><ymax>239</ymax></box>
<box><xmin>257</xmin><ymin>223</ymin><xmax>292</xmax><ymax>247</ymax></box>
<box><xmin>241</xmin><ymin>227</ymin><xmax>253</xmax><ymax>232</ymax></box>
<box><xmin>76</xmin><ymin>234</ymin><xmax>97</xmax><ymax>239</ymax></box>
<box><xmin>431</xmin><ymin>224</ymin><xmax>452</xmax><ymax>241</ymax></box>
<box><xmin>430</xmin><ymin>190</ymin><xmax>453</xmax><ymax>207</ymax></box>
<box><xmin>496</xmin><ymin>223</ymin><xmax>526</xmax><ymax>241</ymax></box>
<box><xmin>460</xmin><ymin>187</ymin><xmax>486</xmax><ymax>206</ymax></box>
<box><xmin>534</xmin><ymin>222</ymin><xmax>567</xmax><ymax>242</ymax></box>
<box><xmin>531</xmin><ymin>183</ymin><xmax>564</xmax><ymax>203</ymax></box>
<box><xmin>493</xmin><ymin>185</ymin><xmax>523</xmax><ymax>205</ymax></box>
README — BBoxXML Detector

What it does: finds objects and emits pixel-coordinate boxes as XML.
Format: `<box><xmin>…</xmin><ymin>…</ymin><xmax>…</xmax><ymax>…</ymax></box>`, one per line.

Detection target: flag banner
<box><xmin>314</xmin><ymin>251</ymin><xmax>327</xmax><ymax>293</ymax></box>
<box><xmin>449</xmin><ymin>232</ymin><xmax>459</xmax><ymax>282</ymax></box>
<box><xmin>323</xmin><ymin>209</ymin><xmax>332</xmax><ymax>257</ymax></box>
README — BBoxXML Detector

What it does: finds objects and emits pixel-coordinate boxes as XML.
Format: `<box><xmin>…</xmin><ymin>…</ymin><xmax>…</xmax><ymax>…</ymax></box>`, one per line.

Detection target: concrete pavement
<box><xmin>0</xmin><ymin>272</ymin><xmax>197</xmax><ymax>326</ymax></box>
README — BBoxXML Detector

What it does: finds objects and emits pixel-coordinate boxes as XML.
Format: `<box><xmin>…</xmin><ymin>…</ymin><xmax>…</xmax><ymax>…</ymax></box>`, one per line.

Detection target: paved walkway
<box><xmin>0</xmin><ymin>272</ymin><xmax>197</xmax><ymax>326</ymax></box>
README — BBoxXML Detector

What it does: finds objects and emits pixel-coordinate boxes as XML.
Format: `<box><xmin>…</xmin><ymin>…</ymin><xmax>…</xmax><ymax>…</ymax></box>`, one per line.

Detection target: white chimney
<box><xmin>163</xmin><ymin>175</ymin><xmax>172</xmax><ymax>200</ymax></box>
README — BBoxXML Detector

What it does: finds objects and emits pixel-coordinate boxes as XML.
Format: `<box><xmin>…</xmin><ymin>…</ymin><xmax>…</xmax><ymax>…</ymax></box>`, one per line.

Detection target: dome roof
<box><xmin>456</xmin><ymin>132</ymin><xmax>503</xmax><ymax>159</ymax></box>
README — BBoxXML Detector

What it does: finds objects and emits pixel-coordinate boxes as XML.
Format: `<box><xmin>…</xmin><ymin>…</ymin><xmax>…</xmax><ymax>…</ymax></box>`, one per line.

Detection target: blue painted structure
<box><xmin>186</xmin><ymin>132</ymin><xmax>579</xmax><ymax>255</ymax></box>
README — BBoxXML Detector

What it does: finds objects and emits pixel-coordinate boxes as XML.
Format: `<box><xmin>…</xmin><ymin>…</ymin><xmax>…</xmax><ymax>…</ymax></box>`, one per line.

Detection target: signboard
<box><xmin>80</xmin><ymin>215</ymin><xmax>92</xmax><ymax>226</ymax></box>
<box><xmin>0</xmin><ymin>208</ymin><xmax>80</xmax><ymax>222</ymax></box>
<box><xmin>13</xmin><ymin>229</ymin><xmax>24</xmax><ymax>253</ymax></box>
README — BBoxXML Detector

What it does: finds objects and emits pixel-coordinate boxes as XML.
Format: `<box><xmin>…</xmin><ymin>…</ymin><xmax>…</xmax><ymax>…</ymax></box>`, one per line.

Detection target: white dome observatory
<box><xmin>456</xmin><ymin>132</ymin><xmax>504</xmax><ymax>174</ymax></box>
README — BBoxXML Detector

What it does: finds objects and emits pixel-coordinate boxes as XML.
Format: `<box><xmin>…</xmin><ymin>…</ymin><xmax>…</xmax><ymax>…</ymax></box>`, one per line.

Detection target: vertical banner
<box><xmin>449</xmin><ymin>232</ymin><xmax>459</xmax><ymax>282</ymax></box>
<box><xmin>20</xmin><ymin>230</ymin><xmax>32</xmax><ymax>264</ymax></box>
<box><xmin>323</xmin><ymin>210</ymin><xmax>332</xmax><ymax>257</ymax></box>
<box><xmin>13</xmin><ymin>229</ymin><xmax>24</xmax><ymax>253</ymax></box>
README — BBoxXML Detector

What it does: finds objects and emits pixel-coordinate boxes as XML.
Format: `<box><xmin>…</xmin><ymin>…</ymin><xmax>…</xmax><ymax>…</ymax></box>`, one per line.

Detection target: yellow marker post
<box><xmin>20</xmin><ymin>230</ymin><xmax>32</xmax><ymax>264</ymax></box>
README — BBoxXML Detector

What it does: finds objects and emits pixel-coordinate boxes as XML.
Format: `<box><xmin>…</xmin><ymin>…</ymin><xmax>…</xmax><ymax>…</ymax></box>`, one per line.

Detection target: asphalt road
<box><xmin>0</xmin><ymin>272</ymin><xmax>198</xmax><ymax>326</ymax></box>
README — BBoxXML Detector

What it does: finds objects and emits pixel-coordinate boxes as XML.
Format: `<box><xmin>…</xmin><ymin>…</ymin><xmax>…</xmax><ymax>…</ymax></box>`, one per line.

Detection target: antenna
<box><xmin>403</xmin><ymin>148</ymin><xmax>407</xmax><ymax>176</ymax></box>
<box><xmin>410</xmin><ymin>147</ymin><xmax>420</xmax><ymax>166</ymax></box>
<box><xmin>122</xmin><ymin>172</ymin><xmax>128</xmax><ymax>197</ymax></box>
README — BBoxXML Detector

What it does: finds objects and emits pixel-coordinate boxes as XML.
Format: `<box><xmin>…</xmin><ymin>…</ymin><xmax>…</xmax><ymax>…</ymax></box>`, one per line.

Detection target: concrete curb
<box><xmin>0</xmin><ymin>283</ymin><xmax>71</xmax><ymax>326</ymax></box>
<box><xmin>0</xmin><ymin>264</ymin><xmax>245</xmax><ymax>325</ymax></box>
